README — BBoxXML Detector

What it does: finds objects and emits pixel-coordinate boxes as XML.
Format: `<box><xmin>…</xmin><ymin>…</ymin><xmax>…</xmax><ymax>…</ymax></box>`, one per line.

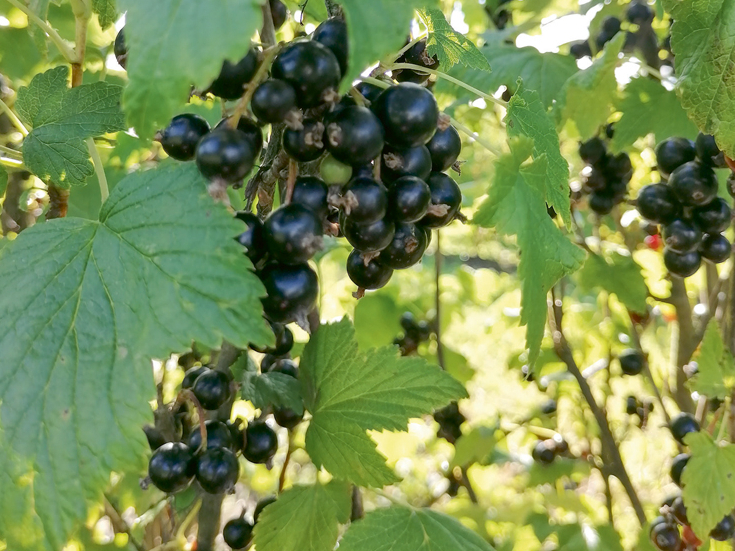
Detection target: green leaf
<box><xmin>353</xmin><ymin>293</ymin><xmax>402</xmax><ymax>349</ymax></box>
<box><xmin>505</xmin><ymin>82</ymin><xmax>571</xmax><ymax>227</ymax></box>
<box><xmin>252</xmin><ymin>481</ymin><xmax>351</xmax><ymax>551</ymax></box>
<box><xmin>241</xmin><ymin>370</ymin><xmax>304</xmax><ymax>414</ymax></box>
<box><xmin>682</xmin><ymin>432</ymin><xmax>735</xmax><ymax>539</ymax></box>
<box><xmin>92</xmin><ymin>0</ymin><xmax>117</xmax><ymax>29</ymax></box>
<box><xmin>688</xmin><ymin>320</ymin><xmax>735</xmax><ymax>400</ymax></box>
<box><xmin>438</xmin><ymin>38</ymin><xmax>577</xmax><ymax>109</ymax></box>
<box><xmin>338</xmin><ymin>505</ymin><xmax>495</xmax><ymax>551</ymax></box>
<box><xmin>0</xmin><ymin>163</ymin><xmax>271</xmax><ymax>551</ymax></box>
<box><xmin>451</xmin><ymin>426</ymin><xmax>497</xmax><ymax>468</ymax></box>
<box><xmin>0</xmin><ymin>167</ymin><xmax>7</xmax><ymax>197</ymax></box>
<box><xmin>119</xmin><ymin>0</ymin><xmax>262</xmax><ymax>138</ymax></box>
<box><xmin>15</xmin><ymin>66</ymin><xmax>126</xmax><ymax>187</ymax></box>
<box><xmin>662</xmin><ymin>0</ymin><xmax>735</xmax><ymax>156</ymax></box>
<box><xmin>300</xmin><ymin>318</ymin><xmax>467</xmax><ymax>487</ymax></box>
<box><xmin>339</xmin><ymin>0</ymin><xmax>432</xmax><ymax>93</ymax></box>
<box><xmin>474</xmin><ymin>138</ymin><xmax>586</xmax><ymax>364</ymax></box>
<box><xmin>417</xmin><ymin>8</ymin><xmax>491</xmax><ymax>71</ymax></box>
<box><xmin>0</xmin><ymin>27</ymin><xmax>43</xmax><ymax>81</ymax></box>
<box><xmin>557</xmin><ymin>33</ymin><xmax>624</xmax><ymax>139</ymax></box>
<box><xmin>610</xmin><ymin>77</ymin><xmax>698</xmax><ymax>152</ymax></box>
<box><xmin>577</xmin><ymin>251</ymin><xmax>648</xmax><ymax>314</ymax></box>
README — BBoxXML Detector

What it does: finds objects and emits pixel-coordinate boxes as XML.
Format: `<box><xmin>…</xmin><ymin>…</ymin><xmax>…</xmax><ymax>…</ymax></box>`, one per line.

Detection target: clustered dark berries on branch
<box><xmin>636</xmin><ymin>133</ymin><xmax>731</xmax><ymax>278</ymax></box>
<box><xmin>578</xmin><ymin>129</ymin><xmax>633</xmax><ymax>216</ymax></box>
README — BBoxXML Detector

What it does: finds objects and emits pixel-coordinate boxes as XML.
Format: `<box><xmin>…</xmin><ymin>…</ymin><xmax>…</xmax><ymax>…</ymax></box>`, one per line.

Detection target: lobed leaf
<box><xmin>688</xmin><ymin>320</ymin><xmax>735</xmax><ymax>400</ymax></box>
<box><xmin>418</xmin><ymin>8</ymin><xmax>491</xmax><ymax>71</ymax></box>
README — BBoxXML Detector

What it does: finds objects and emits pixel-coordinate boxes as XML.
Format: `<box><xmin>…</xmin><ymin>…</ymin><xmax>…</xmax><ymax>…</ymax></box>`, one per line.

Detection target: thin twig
<box><xmin>86</xmin><ymin>137</ymin><xmax>108</xmax><ymax>202</ymax></box>
<box><xmin>669</xmin><ymin>277</ymin><xmax>696</xmax><ymax>412</ymax></box>
<box><xmin>4</xmin><ymin>0</ymin><xmax>77</xmax><ymax>62</ymax></box>
<box><xmin>278</xmin><ymin>434</ymin><xmax>293</xmax><ymax>493</ymax></box>
<box><xmin>69</xmin><ymin>0</ymin><xmax>90</xmax><ymax>88</ymax></box>
<box><xmin>629</xmin><ymin>320</ymin><xmax>672</xmax><ymax>424</ymax></box>
<box><xmin>104</xmin><ymin>494</ymin><xmax>145</xmax><ymax>551</ymax></box>
<box><xmin>0</xmin><ymin>98</ymin><xmax>29</xmax><ymax>137</ymax></box>
<box><xmin>0</xmin><ymin>145</ymin><xmax>21</xmax><ymax>158</ymax></box>
<box><xmin>435</xmin><ymin>230</ymin><xmax>445</xmax><ymax>370</ymax></box>
<box><xmin>285</xmin><ymin>159</ymin><xmax>297</xmax><ymax>203</ymax></box>
<box><xmin>449</xmin><ymin>116</ymin><xmax>502</xmax><ymax>157</ymax></box>
<box><xmin>230</xmin><ymin>45</ymin><xmax>280</xmax><ymax>129</ymax></box>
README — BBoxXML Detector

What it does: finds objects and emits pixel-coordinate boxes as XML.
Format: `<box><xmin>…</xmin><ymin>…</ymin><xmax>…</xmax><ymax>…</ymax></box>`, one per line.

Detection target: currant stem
<box><xmin>4</xmin><ymin>0</ymin><xmax>77</xmax><ymax>63</ymax></box>
<box><xmin>278</xmin><ymin>433</ymin><xmax>293</xmax><ymax>493</ymax></box>
<box><xmin>449</xmin><ymin>116</ymin><xmax>502</xmax><ymax>157</ymax></box>
<box><xmin>0</xmin><ymin>145</ymin><xmax>21</xmax><ymax>159</ymax></box>
<box><xmin>387</xmin><ymin>33</ymin><xmax>427</xmax><ymax>65</ymax></box>
<box><xmin>86</xmin><ymin>138</ymin><xmax>109</xmax><ymax>202</ymax></box>
<box><xmin>284</xmin><ymin>158</ymin><xmax>297</xmax><ymax>203</ymax></box>
<box><xmin>0</xmin><ymin>98</ymin><xmax>29</xmax><ymax>137</ymax></box>
<box><xmin>230</xmin><ymin>45</ymin><xmax>280</xmax><ymax>130</ymax></box>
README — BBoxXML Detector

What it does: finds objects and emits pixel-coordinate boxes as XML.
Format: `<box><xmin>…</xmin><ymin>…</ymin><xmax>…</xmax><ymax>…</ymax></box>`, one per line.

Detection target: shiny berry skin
<box><xmin>711</xmin><ymin>515</ymin><xmax>735</xmax><ymax>541</ymax></box>
<box><xmin>251</xmin><ymin>79</ymin><xmax>297</xmax><ymax>124</ymax></box>
<box><xmin>670</xmin><ymin>412</ymin><xmax>700</xmax><ymax>444</ymax></box>
<box><xmin>254</xmin><ymin>497</ymin><xmax>276</xmax><ymax>522</ymax></box>
<box><xmin>695</xmin><ymin>133</ymin><xmax>725</xmax><ymax>167</ymax></box>
<box><xmin>693</xmin><ymin>197</ymin><xmax>731</xmax><ymax>233</ymax></box>
<box><xmin>426</xmin><ymin>125</ymin><xmax>461</xmax><ymax>172</ymax></box>
<box><xmin>420</xmin><ymin>172</ymin><xmax>462</xmax><ymax>228</ymax></box>
<box><xmin>619</xmin><ymin>349</ymin><xmax>645</xmax><ymax>376</ymax></box>
<box><xmin>272</xmin><ymin>41</ymin><xmax>342</xmax><ymax>107</ymax></box>
<box><xmin>656</xmin><ymin>138</ymin><xmax>696</xmax><ymax>177</ymax></box>
<box><xmin>250</xmin><ymin>323</ymin><xmax>294</xmax><ymax>356</ymax></box>
<box><xmin>223</xmin><ymin>516</ymin><xmax>254</xmax><ymax>549</ymax></box>
<box><xmin>192</xmin><ymin>369</ymin><xmax>231</xmax><ymax>410</ymax></box>
<box><xmin>342</xmin><ymin>216</ymin><xmax>395</xmax><ymax>252</ymax></box>
<box><xmin>379</xmin><ymin>222</ymin><xmax>429</xmax><ymax>269</ymax></box>
<box><xmin>196</xmin><ymin>447</ymin><xmax>239</xmax><ymax>494</ymax></box>
<box><xmin>273</xmin><ymin>406</ymin><xmax>304</xmax><ymax>429</ymax></box>
<box><xmin>663</xmin><ymin>219</ymin><xmax>702</xmax><ymax>253</ymax></box>
<box><xmin>650</xmin><ymin>522</ymin><xmax>681</xmax><ymax>551</ymax></box>
<box><xmin>114</xmin><ymin>27</ymin><xmax>127</xmax><ymax>68</ymax></box>
<box><xmin>671</xmin><ymin>496</ymin><xmax>689</xmax><ymax>526</ymax></box>
<box><xmin>235</xmin><ymin>211</ymin><xmax>267</xmax><ymax>263</ymax></box>
<box><xmin>187</xmin><ymin>420</ymin><xmax>234</xmax><ymax>451</ymax></box>
<box><xmin>579</xmin><ymin>137</ymin><xmax>606</xmax><ymax>166</ymax></box>
<box><xmin>312</xmin><ymin>18</ymin><xmax>349</xmax><ymax>77</ymax></box>
<box><xmin>196</xmin><ymin>128</ymin><xmax>258</xmax><ymax>183</ymax></box>
<box><xmin>148</xmin><ymin>442</ymin><xmax>196</xmax><ymax>494</ymax></box>
<box><xmin>289</xmin><ymin>176</ymin><xmax>329</xmax><ymax>220</ymax></box>
<box><xmin>326</xmin><ymin>106</ymin><xmax>384</xmax><ymax>166</ymax></box>
<box><xmin>636</xmin><ymin>184</ymin><xmax>682</xmax><ymax>224</ymax></box>
<box><xmin>182</xmin><ymin>365</ymin><xmax>207</xmax><ymax>390</ymax></box>
<box><xmin>264</xmin><ymin>204</ymin><xmax>323</xmax><ymax>264</ymax></box>
<box><xmin>532</xmin><ymin>440</ymin><xmax>555</xmax><ymax>465</ymax></box>
<box><xmin>627</xmin><ymin>1</ymin><xmax>654</xmax><ymax>24</ymax></box>
<box><xmin>389</xmin><ymin>176</ymin><xmax>431</xmax><ymax>223</ymax></box>
<box><xmin>270</xmin><ymin>358</ymin><xmax>299</xmax><ymax>377</ymax></box>
<box><xmin>283</xmin><ymin>119</ymin><xmax>325</xmax><ymax>162</ymax></box>
<box><xmin>209</xmin><ymin>49</ymin><xmax>259</xmax><ymax>100</ymax></box>
<box><xmin>270</xmin><ymin>0</ymin><xmax>288</xmax><ymax>29</ymax></box>
<box><xmin>259</xmin><ymin>263</ymin><xmax>319</xmax><ymax>323</ymax></box>
<box><xmin>346</xmin><ymin>249</ymin><xmax>393</xmax><ymax>289</ymax></box>
<box><xmin>372</xmin><ymin>83</ymin><xmax>439</xmax><ymax>148</ymax></box>
<box><xmin>670</xmin><ymin>453</ymin><xmax>690</xmax><ymax>486</ymax></box>
<box><xmin>160</xmin><ymin>114</ymin><xmax>211</xmax><ymax>161</ymax></box>
<box><xmin>243</xmin><ymin>422</ymin><xmax>278</xmax><ymax>464</ymax></box>
<box><xmin>664</xmin><ymin>248</ymin><xmax>701</xmax><ymax>278</ymax></box>
<box><xmin>215</xmin><ymin>117</ymin><xmax>263</xmax><ymax>155</ymax></box>
<box><xmin>381</xmin><ymin>145</ymin><xmax>432</xmax><ymax>183</ymax></box>
<box><xmin>394</xmin><ymin>38</ymin><xmax>440</xmax><ymax>84</ymax></box>
<box><xmin>589</xmin><ymin>192</ymin><xmax>615</xmax><ymax>215</ymax></box>
<box><xmin>669</xmin><ymin>161</ymin><xmax>719</xmax><ymax>206</ymax></box>
<box><xmin>320</xmin><ymin>155</ymin><xmax>352</xmax><ymax>185</ymax></box>
<box><xmin>700</xmin><ymin>233</ymin><xmax>731</xmax><ymax>263</ymax></box>
<box><xmin>342</xmin><ymin>177</ymin><xmax>388</xmax><ymax>224</ymax></box>
<box><xmin>143</xmin><ymin>425</ymin><xmax>166</xmax><ymax>451</ymax></box>
<box><xmin>355</xmin><ymin>82</ymin><xmax>384</xmax><ymax>104</ymax></box>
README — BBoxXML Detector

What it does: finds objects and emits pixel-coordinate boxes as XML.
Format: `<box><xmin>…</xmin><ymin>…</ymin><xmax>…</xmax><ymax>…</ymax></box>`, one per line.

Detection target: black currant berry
<box><xmin>196</xmin><ymin>128</ymin><xmax>258</xmax><ymax>183</ymax></box>
<box><xmin>670</xmin><ymin>412</ymin><xmax>700</xmax><ymax>444</ymax></box>
<box><xmin>264</xmin><ymin>203</ymin><xmax>323</xmax><ymax>264</ymax></box>
<box><xmin>664</xmin><ymin>248</ymin><xmax>701</xmax><ymax>278</ymax></box>
<box><xmin>114</xmin><ymin>27</ymin><xmax>127</xmax><ymax>69</ymax></box>
<box><xmin>670</xmin><ymin>453</ymin><xmax>689</xmax><ymax>486</ymax></box>
<box><xmin>394</xmin><ymin>38</ymin><xmax>440</xmax><ymax>84</ymax></box>
<box><xmin>196</xmin><ymin>447</ymin><xmax>239</xmax><ymax>494</ymax></box>
<box><xmin>700</xmin><ymin>233</ymin><xmax>731</xmax><ymax>263</ymax></box>
<box><xmin>420</xmin><ymin>172</ymin><xmax>462</xmax><ymax>228</ymax></box>
<box><xmin>372</xmin><ymin>83</ymin><xmax>439</xmax><ymax>148</ymax></box>
<box><xmin>187</xmin><ymin>420</ymin><xmax>234</xmax><ymax>451</ymax></box>
<box><xmin>663</xmin><ymin>219</ymin><xmax>702</xmax><ymax>253</ymax></box>
<box><xmin>251</xmin><ymin>79</ymin><xmax>297</xmax><ymax>124</ymax></box>
<box><xmin>160</xmin><ymin>114</ymin><xmax>210</xmax><ymax>161</ymax></box>
<box><xmin>283</xmin><ymin>118</ymin><xmax>325</xmax><ymax>162</ymax></box>
<box><xmin>569</xmin><ymin>41</ymin><xmax>592</xmax><ymax>59</ymax></box>
<box><xmin>143</xmin><ymin>425</ymin><xmax>166</xmax><ymax>451</ymax></box>
<box><xmin>389</xmin><ymin>176</ymin><xmax>431</xmax><ymax>223</ymax></box>
<box><xmin>579</xmin><ymin>137</ymin><xmax>606</xmax><ymax>166</ymax></box>
<box><xmin>243</xmin><ymin>422</ymin><xmax>278</xmax><ymax>464</ymax></box>
<box><xmin>636</xmin><ymin>184</ymin><xmax>682</xmax><ymax>224</ymax></box>
<box><xmin>254</xmin><ymin>497</ymin><xmax>276</xmax><ymax>523</ymax></box>
<box><xmin>326</xmin><ymin>106</ymin><xmax>384</xmax><ymax>167</ymax></box>
<box><xmin>381</xmin><ymin>145</ymin><xmax>432</xmax><ymax>183</ymax></box>
<box><xmin>584</xmin><ymin>168</ymin><xmax>607</xmax><ymax>192</ymax></box>
<box><xmin>342</xmin><ymin>216</ymin><xmax>396</xmax><ymax>252</ymax></box>
<box><xmin>227</xmin><ymin>419</ymin><xmax>245</xmax><ymax>451</ymax></box>
<box><xmin>342</xmin><ymin>176</ymin><xmax>388</xmax><ymax>224</ymax></box>
<box><xmin>270</xmin><ymin>358</ymin><xmax>299</xmax><ymax>378</ymax></box>
<box><xmin>626</xmin><ymin>395</ymin><xmax>639</xmax><ymax>415</ymax></box>
<box><xmin>208</xmin><ymin>49</ymin><xmax>259</xmax><ymax>100</ymax></box>
<box><xmin>355</xmin><ymin>82</ymin><xmax>384</xmax><ymax>104</ymax></box>
<box><xmin>270</xmin><ymin>0</ymin><xmax>288</xmax><ymax>29</ymax></box>
<box><xmin>182</xmin><ymin>365</ymin><xmax>207</xmax><ymax>390</ymax></box>
<box><xmin>711</xmin><ymin>515</ymin><xmax>735</xmax><ymax>541</ymax></box>
<box><xmin>532</xmin><ymin>440</ymin><xmax>555</xmax><ymax>465</ymax></box>
<box><xmin>589</xmin><ymin>192</ymin><xmax>615</xmax><ymax>215</ymax></box>
<box><xmin>250</xmin><ymin>323</ymin><xmax>294</xmax><ymax>356</ymax></box>
<box><xmin>671</xmin><ymin>496</ymin><xmax>689</xmax><ymax>526</ymax></box>
<box><xmin>627</xmin><ymin>1</ymin><xmax>654</xmax><ymax>24</ymax></box>
<box><xmin>312</xmin><ymin>18</ymin><xmax>349</xmax><ymax>77</ymax></box>
<box><xmin>619</xmin><ymin>349</ymin><xmax>645</xmax><ymax>376</ymax></box>
<box><xmin>426</xmin><ymin>125</ymin><xmax>461</xmax><ymax>172</ymax></box>
<box><xmin>606</xmin><ymin>152</ymin><xmax>633</xmax><ymax>180</ymax></box>
<box><xmin>346</xmin><ymin>249</ymin><xmax>393</xmax><ymax>289</ymax></box>
<box><xmin>656</xmin><ymin>138</ymin><xmax>696</xmax><ymax>177</ymax></box>
<box><xmin>192</xmin><ymin>369</ymin><xmax>231</xmax><ymax>410</ymax></box>
<box><xmin>215</xmin><ymin>117</ymin><xmax>264</xmax><ymax>156</ymax></box>
<box><xmin>235</xmin><ymin>211</ymin><xmax>267</xmax><ymax>263</ymax></box>
<box><xmin>259</xmin><ymin>262</ymin><xmax>319</xmax><ymax>323</ymax></box>
<box><xmin>695</xmin><ymin>133</ymin><xmax>725</xmax><ymax>167</ymax></box>
<box><xmin>669</xmin><ymin>161</ymin><xmax>718</xmax><ymax>206</ymax></box>
<box><xmin>290</xmin><ymin>177</ymin><xmax>329</xmax><ymax>220</ymax></box>
<box><xmin>223</xmin><ymin>516</ymin><xmax>254</xmax><ymax>549</ymax></box>
<box><xmin>273</xmin><ymin>406</ymin><xmax>303</xmax><ymax>429</ymax></box>
<box><xmin>379</xmin><ymin>222</ymin><xmax>429</xmax><ymax>269</ymax></box>
<box><xmin>540</xmin><ymin>399</ymin><xmax>557</xmax><ymax>415</ymax></box>
<box><xmin>597</xmin><ymin>17</ymin><xmax>621</xmax><ymax>49</ymax></box>
<box><xmin>693</xmin><ymin>197</ymin><xmax>731</xmax><ymax>234</ymax></box>
<box><xmin>148</xmin><ymin>442</ymin><xmax>196</xmax><ymax>494</ymax></box>
<box><xmin>650</xmin><ymin>522</ymin><xmax>681</xmax><ymax>551</ymax></box>
<box><xmin>272</xmin><ymin>40</ymin><xmax>342</xmax><ymax>107</ymax></box>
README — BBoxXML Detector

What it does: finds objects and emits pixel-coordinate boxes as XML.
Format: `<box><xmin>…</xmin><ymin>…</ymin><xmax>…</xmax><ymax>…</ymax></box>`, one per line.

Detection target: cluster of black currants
<box><xmin>636</xmin><ymin>134</ymin><xmax>731</xmax><ymax>278</ymax></box>
<box><xmin>578</xmin><ymin>131</ymin><xmax>633</xmax><ymax>215</ymax></box>
<box><xmin>393</xmin><ymin>312</ymin><xmax>432</xmax><ymax>355</ymax></box>
<box><xmin>221</xmin><ymin>495</ymin><xmax>277</xmax><ymax>550</ymax></box>
<box><xmin>433</xmin><ymin>401</ymin><xmax>465</xmax><ymax>445</ymax></box>
<box><xmin>625</xmin><ymin>394</ymin><xmax>654</xmax><ymax>425</ymax></box>
<box><xmin>531</xmin><ymin>435</ymin><xmax>569</xmax><ymax>466</ymax></box>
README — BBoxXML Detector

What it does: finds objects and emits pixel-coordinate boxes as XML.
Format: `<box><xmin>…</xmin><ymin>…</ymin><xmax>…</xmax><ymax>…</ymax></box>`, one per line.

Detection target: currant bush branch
<box><xmin>668</xmin><ymin>277</ymin><xmax>696</xmax><ymax>413</ymax></box>
<box><xmin>4</xmin><ymin>0</ymin><xmax>77</xmax><ymax>62</ymax></box>
<box><xmin>0</xmin><ymin>97</ymin><xmax>29</xmax><ymax>137</ymax></box>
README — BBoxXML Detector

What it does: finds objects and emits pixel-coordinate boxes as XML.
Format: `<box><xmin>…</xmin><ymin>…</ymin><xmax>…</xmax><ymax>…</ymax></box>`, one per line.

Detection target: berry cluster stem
<box><xmin>669</xmin><ymin>278</ymin><xmax>696</xmax><ymax>413</ymax></box>
<box><xmin>0</xmin><ymin>98</ymin><xmax>28</xmax><ymax>137</ymax></box>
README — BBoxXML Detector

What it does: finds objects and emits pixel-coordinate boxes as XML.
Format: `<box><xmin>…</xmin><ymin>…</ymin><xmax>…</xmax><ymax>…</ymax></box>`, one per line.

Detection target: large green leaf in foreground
<box><xmin>0</xmin><ymin>163</ymin><xmax>271</xmax><ymax>551</ymax></box>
